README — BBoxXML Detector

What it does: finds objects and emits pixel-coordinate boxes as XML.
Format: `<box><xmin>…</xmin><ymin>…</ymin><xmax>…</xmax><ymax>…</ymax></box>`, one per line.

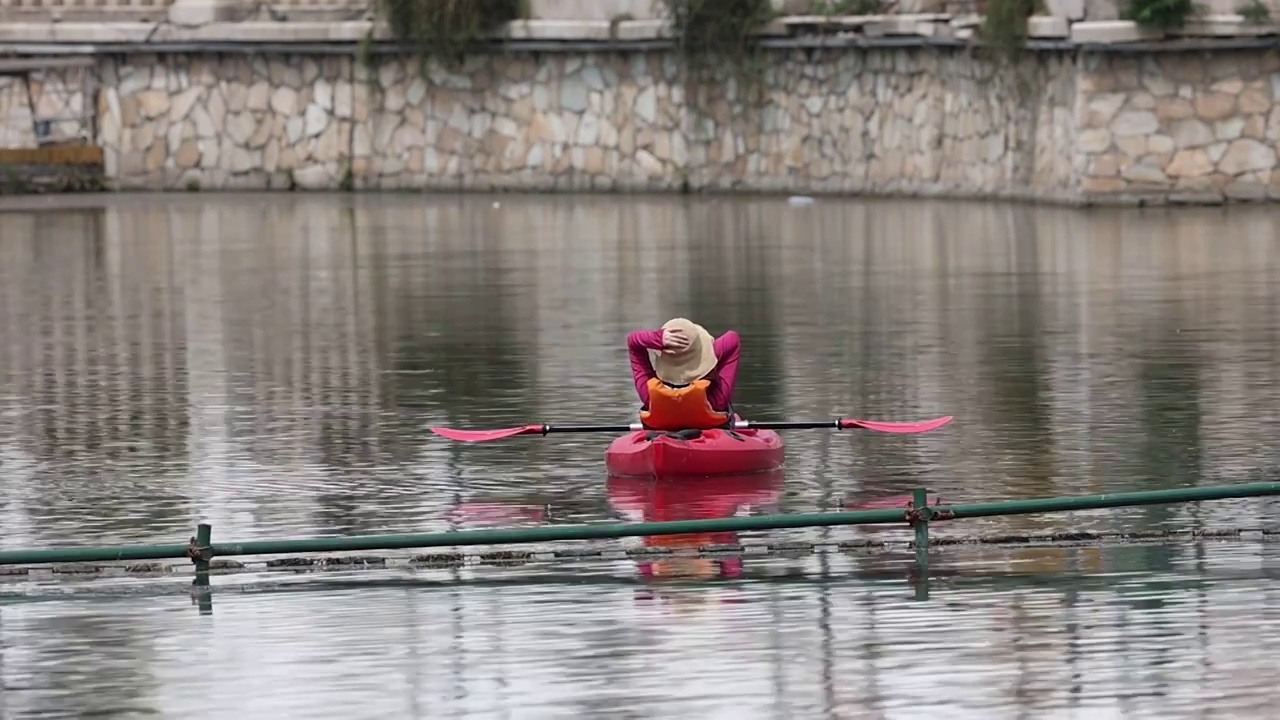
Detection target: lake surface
<box><xmin>1</xmin><ymin>193</ymin><xmax>1280</xmax><ymax>718</ymax></box>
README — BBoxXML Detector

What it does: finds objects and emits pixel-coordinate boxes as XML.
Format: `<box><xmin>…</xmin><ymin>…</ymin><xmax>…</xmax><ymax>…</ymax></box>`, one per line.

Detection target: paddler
<box><xmin>626</xmin><ymin>318</ymin><xmax>740</xmax><ymax>431</ymax></box>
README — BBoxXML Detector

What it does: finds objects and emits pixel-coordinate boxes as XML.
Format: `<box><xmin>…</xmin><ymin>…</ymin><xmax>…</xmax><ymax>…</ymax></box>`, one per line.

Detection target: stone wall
<box><xmin>0</xmin><ymin>69</ymin><xmax>89</xmax><ymax>148</ymax></box>
<box><xmin>6</xmin><ymin>38</ymin><xmax>1280</xmax><ymax>203</ymax></box>
<box><xmin>96</xmin><ymin>55</ymin><xmax>356</xmax><ymax>191</ymax></box>
<box><xmin>0</xmin><ymin>76</ymin><xmax>34</xmax><ymax>147</ymax></box>
<box><xmin>1077</xmin><ymin>51</ymin><xmax>1280</xmax><ymax>201</ymax></box>
<box><xmin>34</xmin><ymin>48</ymin><xmax>1081</xmax><ymax>200</ymax></box>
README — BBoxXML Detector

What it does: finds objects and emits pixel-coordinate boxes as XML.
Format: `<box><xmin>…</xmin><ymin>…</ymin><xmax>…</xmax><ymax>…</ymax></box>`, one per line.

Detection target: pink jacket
<box><xmin>626</xmin><ymin>329</ymin><xmax>741</xmax><ymax>411</ymax></box>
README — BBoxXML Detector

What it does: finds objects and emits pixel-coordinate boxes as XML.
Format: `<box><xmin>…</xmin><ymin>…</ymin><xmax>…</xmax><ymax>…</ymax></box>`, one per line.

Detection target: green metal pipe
<box><xmin>940</xmin><ymin>481</ymin><xmax>1280</xmax><ymax>519</ymax></box>
<box><xmin>193</xmin><ymin>523</ymin><xmax>212</xmax><ymax>574</ymax></box>
<box><xmin>210</xmin><ymin>507</ymin><xmax>909</xmax><ymax>558</ymax></box>
<box><xmin>0</xmin><ymin>481</ymin><xmax>1276</xmax><ymax>567</ymax></box>
<box><xmin>0</xmin><ymin>508</ymin><xmax>908</xmax><ymax>566</ymax></box>
<box><xmin>0</xmin><ymin>543</ymin><xmax>194</xmax><ymax>566</ymax></box>
<box><xmin>912</xmin><ymin>487</ymin><xmax>930</xmax><ymax>575</ymax></box>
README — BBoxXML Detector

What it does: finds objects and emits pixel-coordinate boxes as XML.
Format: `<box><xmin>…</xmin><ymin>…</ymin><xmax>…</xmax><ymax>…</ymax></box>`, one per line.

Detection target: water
<box><xmin>1</xmin><ymin>193</ymin><xmax>1280</xmax><ymax>718</ymax></box>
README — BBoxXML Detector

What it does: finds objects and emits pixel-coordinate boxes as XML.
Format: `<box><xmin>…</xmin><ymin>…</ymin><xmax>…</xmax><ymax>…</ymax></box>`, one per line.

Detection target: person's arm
<box><xmin>707</xmin><ymin>330</ymin><xmax>740</xmax><ymax>410</ymax></box>
<box><xmin>627</xmin><ymin>329</ymin><xmax>665</xmax><ymax>404</ymax></box>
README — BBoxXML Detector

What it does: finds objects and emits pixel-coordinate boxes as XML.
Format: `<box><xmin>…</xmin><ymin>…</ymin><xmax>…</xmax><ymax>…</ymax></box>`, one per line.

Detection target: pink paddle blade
<box><xmin>840</xmin><ymin>415</ymin><xmax>953</xmax><ymax>433</ymax></box>
<box><xmin>429</xmin><ymin>424</ymin><xmax>544</xmax><ymax>442</ymax></box>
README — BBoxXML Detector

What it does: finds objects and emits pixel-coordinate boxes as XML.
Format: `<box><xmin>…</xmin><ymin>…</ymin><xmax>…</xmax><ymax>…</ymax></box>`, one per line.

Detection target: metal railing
<box><xmin>1</xmin><ymin>481</ymin><xmax>1277</xmax><ymax>576</ymax></box>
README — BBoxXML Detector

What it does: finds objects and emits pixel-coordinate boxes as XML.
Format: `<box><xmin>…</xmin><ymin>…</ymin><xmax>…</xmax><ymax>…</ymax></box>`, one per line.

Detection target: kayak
<box><xmin>604</xmin><ymin>423</ymin><xmax>785</xmax><ymax>478</ymax></box>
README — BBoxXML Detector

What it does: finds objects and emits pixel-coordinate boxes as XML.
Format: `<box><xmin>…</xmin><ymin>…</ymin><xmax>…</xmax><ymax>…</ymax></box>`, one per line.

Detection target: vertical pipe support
<box><xmin>911</xmin><ymin>487</ymin><xmax>930</xmax><ymax>574</ymax></box>
<box><xmin>189</xmin><ymin>523</ymin><xmax>213</xmax><ymax>574</ymax></box>
<box><xmin>189</xmin><ymin>523</ymin><xmax>214</xmax><ymax>616</ymax></box>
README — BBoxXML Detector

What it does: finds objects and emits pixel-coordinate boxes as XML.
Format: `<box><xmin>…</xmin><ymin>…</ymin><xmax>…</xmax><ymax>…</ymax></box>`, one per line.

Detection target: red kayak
<box><xmin>604</xmin><ymin>425</ymin><xmax>784</xmax><ymax>478</ymax></box>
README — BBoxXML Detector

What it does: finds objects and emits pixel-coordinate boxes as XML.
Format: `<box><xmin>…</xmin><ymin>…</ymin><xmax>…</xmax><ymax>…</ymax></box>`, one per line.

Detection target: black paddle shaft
<box><xmin>541</xmin><ymin>420</ymin><xmax>846</xmax><ymax>434</ymax></box>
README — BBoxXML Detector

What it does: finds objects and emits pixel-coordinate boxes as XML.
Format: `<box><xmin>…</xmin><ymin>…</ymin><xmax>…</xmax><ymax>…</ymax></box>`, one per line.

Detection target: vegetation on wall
<box><xmin>978</xmin><ymin>0</ymin><xmax>1039</xmax><ymax>67</ymax></box>
<box><xmin>361</xmin><ymin>0</ymin><xmax>782</xmax><ymax>103</ymax></box>
<box><xmin>1122</xmin><ymin>0</ymin><xmax>1199</xmax><ymax>28</ymax></box>
<box><xmin>816</xmin><ymin>0</ymin><xmax>883</xmax><ymax>13</ymax></box>
<box><xmin>365</xmin><ymin>0</ymin><xmax>527</xmax><ymax>72</ymax></box>
<box><xmin>1237</xmin><ymin>0</ymin><xmax>1270</xmax><ymax>23</ymax></box>
<box><xmin>659</xmin><ymin>0</ymin><xmax>777</xmax><ymax>92</ymax></box>
<box><xmin>972</xmin><ymin>0</ymin><xmax>1048</xmax><ymax>103</ymax></box>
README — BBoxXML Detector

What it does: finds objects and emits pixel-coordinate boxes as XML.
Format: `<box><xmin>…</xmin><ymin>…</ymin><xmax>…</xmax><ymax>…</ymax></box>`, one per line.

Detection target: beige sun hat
<box><xmin>650</xmin><ymin>317</ymin><xmax>718</xmax><ymax>386</ymax></box>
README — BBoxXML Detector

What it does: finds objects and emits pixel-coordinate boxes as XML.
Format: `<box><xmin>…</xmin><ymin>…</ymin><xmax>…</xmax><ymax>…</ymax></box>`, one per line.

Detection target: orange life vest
<box><xmin>638</xmin><ymin>377</ymin><xmax>730</xmax><ymax>431</ymax></box>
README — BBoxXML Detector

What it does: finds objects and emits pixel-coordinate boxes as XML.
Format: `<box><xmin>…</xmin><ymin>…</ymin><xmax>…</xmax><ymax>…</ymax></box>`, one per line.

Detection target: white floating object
<box><xmin>787</xmin><ymin>195</ymin><xmax>815</xmax><ymax>206</ymax></box>
<box><xmin>492</xmin><ymin>201</ymin><xmax>501</xmax><ymax>208</ymax></box>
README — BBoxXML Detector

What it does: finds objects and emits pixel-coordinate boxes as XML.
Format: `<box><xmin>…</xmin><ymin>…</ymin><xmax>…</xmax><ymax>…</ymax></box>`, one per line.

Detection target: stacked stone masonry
<box><xmin>1078</xmin><ymin>52</ymin><xmax>1280</xmax><ymax>202</ymax></box>
<box><xmin>77</xmin><ymin>49</ymin><xmax>1081</xmax><ymax>196</ymax></box>
<box><xmin>5</xmin><ymin>43</ymin><xmax>1280</xmax><ymax>203</ymax></box>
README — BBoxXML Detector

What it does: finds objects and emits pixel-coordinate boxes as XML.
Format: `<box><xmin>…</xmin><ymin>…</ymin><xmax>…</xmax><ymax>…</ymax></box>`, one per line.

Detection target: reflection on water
<box><xmin>1</xmin><ymin>542</ymin><xmax>1278</xmax><ymax>719</ymax></box>
<box><xmin>607</xmin><ymin>472</ymin><xmax>784</xmax><ymax>579</ymax></box>
<box><xmin>3</xmin><ymin>194</ymin><xmax>1280</xmax><ymax>717</ymax></box>
<box><xmin>3</xmin><ymin>195</ymin><xmax>1280</xmax><ymax>547</ymax></box>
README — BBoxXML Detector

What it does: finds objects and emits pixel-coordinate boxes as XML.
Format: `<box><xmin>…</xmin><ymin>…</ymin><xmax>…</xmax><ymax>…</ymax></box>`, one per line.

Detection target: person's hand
<box><xmin>662</xmin><ymin>328</ymin><xmax>692</xmax><ymax>353</ymax></box>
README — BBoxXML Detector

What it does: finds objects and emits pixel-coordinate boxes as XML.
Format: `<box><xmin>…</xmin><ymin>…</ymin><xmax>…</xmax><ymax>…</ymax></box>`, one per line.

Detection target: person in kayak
<box><xmin>626</xmin><ymin>318</ymin><xmax>740</xmax><ymax>431</ymax></box>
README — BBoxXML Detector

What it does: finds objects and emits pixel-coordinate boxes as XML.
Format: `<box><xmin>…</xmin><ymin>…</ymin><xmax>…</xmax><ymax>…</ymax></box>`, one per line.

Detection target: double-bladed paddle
<box><xmin>430</xmin><ymin>415</ymin><xmax>953</xmax><ymax>443</ymax></box>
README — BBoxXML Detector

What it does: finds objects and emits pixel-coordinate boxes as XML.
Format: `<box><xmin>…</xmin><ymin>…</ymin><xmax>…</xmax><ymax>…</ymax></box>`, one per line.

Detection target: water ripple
<box><xmin>2</xmin><ymin>195</ymin><xmax>1280</xmax><ymax>717</ymax></box>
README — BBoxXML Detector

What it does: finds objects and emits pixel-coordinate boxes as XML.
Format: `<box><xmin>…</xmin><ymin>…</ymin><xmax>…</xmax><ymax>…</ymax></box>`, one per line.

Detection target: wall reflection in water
<box><xmin>1</xmin><ymin>195</ymin><xmax>1279</xmax><ymax>549</ymax></box>
<box><xmin>2</xmin><ymin>195</ymin><xmax>1280</xmax><ymax>718</ymax></box>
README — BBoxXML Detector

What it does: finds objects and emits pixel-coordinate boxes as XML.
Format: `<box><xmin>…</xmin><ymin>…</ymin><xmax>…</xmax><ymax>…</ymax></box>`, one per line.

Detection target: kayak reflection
<box><xmin>606</xmin><ymin>471</ymin><xmax>785</xmax><ymax>579</ymax></box>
